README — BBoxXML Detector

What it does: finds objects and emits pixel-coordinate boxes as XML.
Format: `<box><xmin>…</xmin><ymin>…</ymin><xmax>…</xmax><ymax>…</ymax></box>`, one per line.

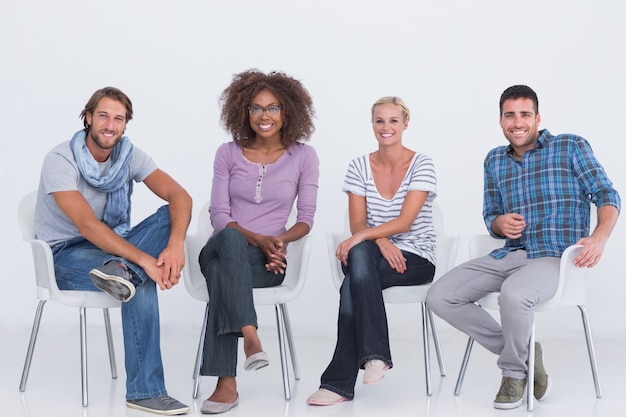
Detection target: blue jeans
<box><xmin>320</xmin><ymin>240</ymin><xmax>435</xmax><ymax>399</ymax></box>
<box><xmin>51</xmin><ymin>205</ymin><xmax>172</xmax><ymax>400</ymax></box>
<box><xmin>198</xmin><ymin>228</ymin><xmax>284</xmax><ymax>377</ymax></box>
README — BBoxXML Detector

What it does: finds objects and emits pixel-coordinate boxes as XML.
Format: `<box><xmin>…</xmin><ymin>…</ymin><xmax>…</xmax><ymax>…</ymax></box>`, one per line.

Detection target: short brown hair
<box><xmin>80</xmin><ymin>86</ymin><xmax>134</xmax><ymax>130</ymax></box>
<box><xmin>499</xmin><ymin>85</ymin><xmax>538</xmax><ymax>115</ymax></box>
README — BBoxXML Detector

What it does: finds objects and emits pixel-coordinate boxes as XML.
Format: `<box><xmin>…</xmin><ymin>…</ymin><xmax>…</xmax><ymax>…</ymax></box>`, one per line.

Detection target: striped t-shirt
<box><xmin>342</xmin><ymin>152</ymin><xmax>437</xmax><ymax>265</ymax></box>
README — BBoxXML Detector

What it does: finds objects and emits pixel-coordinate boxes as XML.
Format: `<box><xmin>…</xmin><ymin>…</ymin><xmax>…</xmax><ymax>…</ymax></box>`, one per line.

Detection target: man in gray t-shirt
<box><xmin>34</xmin><ymin>87</ymin><xmax>192</xmax><ymax>415</ymax></box>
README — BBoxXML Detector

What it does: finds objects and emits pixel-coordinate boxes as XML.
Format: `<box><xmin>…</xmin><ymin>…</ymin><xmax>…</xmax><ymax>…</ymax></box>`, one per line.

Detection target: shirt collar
<box><xmin>505</xmin><ymin>129</ymin><xmax>551</xmax><ymax>156</ymax></box>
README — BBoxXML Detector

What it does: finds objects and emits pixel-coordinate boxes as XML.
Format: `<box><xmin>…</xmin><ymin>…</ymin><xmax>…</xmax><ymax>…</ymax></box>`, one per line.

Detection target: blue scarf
<box><xmin>70</xmin><ymin>130</ymin><xmax>134</xmax><ymax>236</ymax></box>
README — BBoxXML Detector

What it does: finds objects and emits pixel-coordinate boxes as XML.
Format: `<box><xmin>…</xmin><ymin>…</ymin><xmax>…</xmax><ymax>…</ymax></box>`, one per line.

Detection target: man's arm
<box><xmin>53</xmin><ymin>190</ymin><xmax>169</xmax><ymax>287</ymax></box>
<box><xmin>143</xmin><ymin>168</ymin><xmax>192</xmax><ymax>286</ymax></box>
<box><xmin>574</xmin><ymin>204</ymin><xmax>619</xmax><ymax>267</ymax></box>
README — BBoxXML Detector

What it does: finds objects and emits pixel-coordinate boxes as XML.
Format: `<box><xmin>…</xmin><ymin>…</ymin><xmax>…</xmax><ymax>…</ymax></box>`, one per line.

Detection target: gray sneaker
<box><xmin>89</xmin><ymin>261</ymin><xmax>136</xmax><ymax>302</ymax></box>
<box><xmin>126</xmin><ymin>395</ymin><xmax>190</xmax><ymax>415</ymax></box>
<box><xmin>493</xmin><ymin>376</ymin><xmax>526</xmax><ymax>409</ymax></box>
<box><xmin>534</xmin><ymin>342</ymin><xmax>551</xmax><ymax>401</ymax></box>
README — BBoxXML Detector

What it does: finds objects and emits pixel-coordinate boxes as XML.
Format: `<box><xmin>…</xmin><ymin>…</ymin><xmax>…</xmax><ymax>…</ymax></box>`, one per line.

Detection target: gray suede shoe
<box><xmin>126</xmin><ymin>395</ymin><xmax>190</xmax><ymax>415</ymax></box>
<box><xmin>493</xmin><ymin>376</ymin><xmax>526</xmax><ymax>410</ymax></box>
<box><xmin>89</xmin><ymin>261</ymin><xmax>136</xmax><ymax>302</ymax></box>
<box><xmin>534</xmin><ymin>342</ymin><xmax>552</xmax><ymax>401</ymax></box>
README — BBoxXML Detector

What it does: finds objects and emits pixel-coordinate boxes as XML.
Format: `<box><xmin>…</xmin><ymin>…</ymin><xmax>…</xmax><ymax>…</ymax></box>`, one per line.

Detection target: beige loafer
<box><xmin>306</xmin><ymin>388</ymin><xmax>348</xmax><ymax>406</ymax></box>
<box><xmin>363</xmin><ymin>359</ymin><xmax>389</xmax><ymax>385</ymax></box>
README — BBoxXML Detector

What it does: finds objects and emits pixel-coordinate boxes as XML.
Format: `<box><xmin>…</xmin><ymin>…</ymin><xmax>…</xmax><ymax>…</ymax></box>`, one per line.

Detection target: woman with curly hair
<box><xmin>197</xmin><ymin>69</ymin><xmax>319</xmax><ymax>414</ymax></box>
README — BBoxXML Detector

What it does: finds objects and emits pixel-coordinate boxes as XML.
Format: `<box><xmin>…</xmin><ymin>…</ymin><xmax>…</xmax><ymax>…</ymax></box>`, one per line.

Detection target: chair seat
<box><xmin>181</xmin><ymin>278</ymin><xmax>301</xmax><ymax>305</ymax></box>
<box><xmin>48</xmin><ymin>289</ymin><xmax>122</xmax><ymax>308</ymax></box>
<box><xmin>253</xmin><ymin>285</ymin><xmax>300</xmax><ymax>305</ymax></box>
<box><xmin>382</xmin><ymin>284</ymin><xmax>431</xmax><ymax>304</ymax></box>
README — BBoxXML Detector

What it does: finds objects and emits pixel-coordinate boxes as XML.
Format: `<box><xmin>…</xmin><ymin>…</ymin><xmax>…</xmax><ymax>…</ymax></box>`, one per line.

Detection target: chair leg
<box><xmin>420</xmin><ymin>303</ymin><xmax>433</xmax><ymax>396</ymax></box>
<box><xmin>80</xmin><ymin>307</ymin><xmax>88</xmax><ymax>407</ymax></box>
<box><xmin>454</xmin><ymin>337</ymin><xmax>475</xmax><ymax>396</ymax></box>
<box><xmin>103</xmin><ymin>308</ymin><xmax>118</xmax><ymax>379</ymax></box>
<box><xmin>192</xmin><ymin>303</ymin><xmax>209</xmax><ymax>399</ymax></box>
<box><xmin>279</xmin><ymin>304</ymin><xmax>300</xmax><ymax>380</ymax></box>
<box><xmin>527</xmin><ymin>322</ymin><xmax>536</xmax><ymax>412</ymax></box>
<box><xmin>427</xmin><ymin>307</ymin><xmax>446</xmax><ymax>376</ymax></box>
<box><xmin>19</xmin><ymin>300</ymin><xmax>47</xmax><ymax>392</ymax></box>
<box><xmin>578</xmin><ymin>305</ymin><xmax>603</xmax><ymax>398</ymax></box>
<box><xmin>274</xmin><ymin>304</ymin><xmax>291</xmax><ymax>400</ymax></box>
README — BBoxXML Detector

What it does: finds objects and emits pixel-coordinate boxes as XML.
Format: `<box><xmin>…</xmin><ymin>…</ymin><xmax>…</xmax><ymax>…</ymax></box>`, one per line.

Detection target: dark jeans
<box><xmin>198</xmin><ymin>228</ymin><xmax>284</xmax><ymax>376</ymax></box>
<box><xmin>320</xmin><ymin>240</ymin><xmax>435</xmax><ymax>399</ymax></box>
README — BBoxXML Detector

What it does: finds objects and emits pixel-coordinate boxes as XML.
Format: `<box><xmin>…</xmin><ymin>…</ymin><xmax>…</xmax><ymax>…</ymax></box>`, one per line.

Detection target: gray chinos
<box><xmin>426</xmin><ymin>250</ymin><xmax>559</xmax><ymax>379</ymax></box>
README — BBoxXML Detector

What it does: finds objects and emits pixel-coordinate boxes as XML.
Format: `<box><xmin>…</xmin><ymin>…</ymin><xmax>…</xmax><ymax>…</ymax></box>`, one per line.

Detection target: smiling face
<box><xmin>372</xmin><ymin>103</ymin><xmax>408</xmax><ymax>147</ymax></box>
<box><xmin>499</xmin><ymin>97</ymin><xmax>541</xmax><ymax>159</ymax></box>
<box><xmin>248</xmin><ymin>90</ymin><xmax>283</xmax><ymax>142</ymax></box>
<box><xmin>84</xmin><ymin>97</ymin><xmax>128</xmax><ymax>161</ymax></box>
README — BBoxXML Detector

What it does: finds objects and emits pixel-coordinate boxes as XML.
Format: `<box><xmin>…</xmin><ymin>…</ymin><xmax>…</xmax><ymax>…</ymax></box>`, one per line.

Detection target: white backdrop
<box><xmin>2</xmin><ymin>0</ymin><xmax>624</xmax><ymax>349</ymax></box>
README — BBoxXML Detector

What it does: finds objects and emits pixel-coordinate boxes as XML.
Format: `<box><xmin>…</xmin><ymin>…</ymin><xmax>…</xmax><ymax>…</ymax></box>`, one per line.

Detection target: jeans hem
<box><xmin>126</xmin><ymin>389</ymin><xmax>168</xmax><ymax>401</ymax></box>
<box><xmin>359</xmin><ymin>354</ymin><xmax>393</xmax><ymax>370</ymax></box>
<box><xmin>200</xmin><ymin>370</ymin><xmax>237</xmax><ymax>377</ymax></box>
<box><xmin>319</xmin><ymin>384</ymin><xmax>354</xmax><ymax>400</ymax></box>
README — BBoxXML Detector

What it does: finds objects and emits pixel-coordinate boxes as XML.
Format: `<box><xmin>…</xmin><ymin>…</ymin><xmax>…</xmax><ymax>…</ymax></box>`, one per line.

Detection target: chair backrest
<box><xmin>327</xmin><ymin>201</ymin><xmax>460</xmax><ymax>291</ymax></box>
<box><xmin>18</xmin><ymin>191</ymin><xmax>56</xmax><ymax>297</ymax></box>
<box><xmin>327</xmin><ymin>232</ymin><xmax>348</xmax><ymax>291</ymax></box>
<box><xmin>183</xmin><ymin>201</ymin><xmax>310</xmax><ymax>303</ymax></box>
<box><xmin>18</xmin><ymin>190</ymin><xmax>38</xmax><ymax>241</ymax></box>
<box><xmin>432</xmin><ymin>202</ymin><xmax>460</xmax><ymax>280</ymax></box>
<box><xmin>467</xmin><ymin>234</ymin><xmax>588</xmax><ymax>310</ymax></box>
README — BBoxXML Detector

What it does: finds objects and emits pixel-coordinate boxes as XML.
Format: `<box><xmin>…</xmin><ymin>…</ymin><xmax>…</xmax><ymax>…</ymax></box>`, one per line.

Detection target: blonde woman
<box><xmin>308</xmin><ymin>97</ymin><xmax>437</xmax><ymax>405</ymax></box>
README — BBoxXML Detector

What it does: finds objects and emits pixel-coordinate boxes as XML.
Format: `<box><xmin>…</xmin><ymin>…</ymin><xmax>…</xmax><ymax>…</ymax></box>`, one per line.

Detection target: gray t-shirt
<box><xmin>35</xmin><ymin>140</ymin><xmax>157</xmax><ymax>245</ymax></box>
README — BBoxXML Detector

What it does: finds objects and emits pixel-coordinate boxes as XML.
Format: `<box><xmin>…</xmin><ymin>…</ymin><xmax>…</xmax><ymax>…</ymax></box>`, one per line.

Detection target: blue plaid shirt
<box><xmin>484</xmin><ymin>129</ymin><xmax>621</xmax><ymax>259</ymax></box>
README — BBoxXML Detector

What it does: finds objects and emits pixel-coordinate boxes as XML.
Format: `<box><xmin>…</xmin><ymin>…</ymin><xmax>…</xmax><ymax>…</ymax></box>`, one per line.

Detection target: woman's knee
<box><xmin>347</xmin><ymin>241</ymin><xmax>377</xmax><ymax>261</ymax></box>
<box><xmin>345</xmin><ymin>241</ymin><xmax>378</xmax><ymax>275</ymax></box>
<box><xmin>215</xmin><ymin>228</ymin><xmax>246</xmax><ymax>248</ymax></box>
<box><xmin>201</xmin><ymin>229</ymin><xmax>246</xmax><ymax>259</ymax></box>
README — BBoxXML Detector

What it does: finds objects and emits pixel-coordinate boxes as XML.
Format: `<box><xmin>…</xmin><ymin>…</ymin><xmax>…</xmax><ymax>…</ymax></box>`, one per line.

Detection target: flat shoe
<box><xmin>244</xmin><ymin>351</ymin><xmax>269</xmax><ymax>371</ymax></box>
<box><xmin>363</xmin><ymin>359</ymin><xmax>390</xmax><ymax>385</ymax></box>
<box><xmin>201</xmin><ymin>395</ymin><xmax>239</xmax><ymax>414</ymax></box>
<box><xmin>306</xmin><ymin>388</ymin><xmax>348</xmax><ymax>406</ymax></box>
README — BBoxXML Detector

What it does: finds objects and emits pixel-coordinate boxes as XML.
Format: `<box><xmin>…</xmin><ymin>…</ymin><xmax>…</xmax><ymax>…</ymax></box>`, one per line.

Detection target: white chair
<box><xmin>453</xmin><ymin>234</ymin><xmax>602</xmax><ymax>411</ymax></box>
<box><xmin>17</xmin><ymin>191</ymin><xmax>120</xmax><ymax>407</ymax></box>
<box><xmin>326</xmin><ymin>202</ymin><xmax>460</xmax><ymax>395</ymax></box>
<box><xmin>183</xmin><ymin>202</ymin><xmax>312</xmax><ymax>401</ymax></box>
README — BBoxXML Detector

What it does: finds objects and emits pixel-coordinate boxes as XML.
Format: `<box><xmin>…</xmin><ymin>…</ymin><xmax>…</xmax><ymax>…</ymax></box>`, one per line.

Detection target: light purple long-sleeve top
<box><xmin>209</xmin><ymin>141</ymin><xmax>319</xmax><ymax>237</ymax></box>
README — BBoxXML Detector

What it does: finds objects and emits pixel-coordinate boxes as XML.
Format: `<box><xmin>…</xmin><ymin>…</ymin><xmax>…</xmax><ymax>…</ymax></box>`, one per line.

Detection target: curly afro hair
<box><xmin>219</xmin><ymin>69</ymin><xmax>315</xmax><ymax>148</ymax></box>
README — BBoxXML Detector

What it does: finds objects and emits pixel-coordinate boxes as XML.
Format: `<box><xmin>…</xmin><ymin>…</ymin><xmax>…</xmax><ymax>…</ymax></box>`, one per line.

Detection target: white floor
<box><xmin>3</xmin><ymin>308</ymin><xmax>625</xmax><ymax>417</ymax></box>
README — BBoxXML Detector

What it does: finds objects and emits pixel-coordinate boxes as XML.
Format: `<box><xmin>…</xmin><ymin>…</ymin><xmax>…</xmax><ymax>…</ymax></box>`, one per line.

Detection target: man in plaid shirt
<box><xmin>427</xmin><ymin>85</ymin><xmax>620</xmax><ymax>410</ymax></box>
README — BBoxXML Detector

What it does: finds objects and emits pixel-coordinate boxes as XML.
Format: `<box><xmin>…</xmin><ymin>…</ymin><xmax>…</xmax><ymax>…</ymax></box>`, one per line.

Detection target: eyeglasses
<box><xmin>248</xmin><ymin>105</ymin><xmax>282</xmax><ymax>118</ymax></box>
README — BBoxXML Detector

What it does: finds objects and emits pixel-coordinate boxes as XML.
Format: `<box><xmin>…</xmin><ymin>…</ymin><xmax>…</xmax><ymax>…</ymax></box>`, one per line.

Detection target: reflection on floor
<box><xmin>3</xmin><ymin>312</ymin><xmax>625</xmax><ymax>417</ymax></box>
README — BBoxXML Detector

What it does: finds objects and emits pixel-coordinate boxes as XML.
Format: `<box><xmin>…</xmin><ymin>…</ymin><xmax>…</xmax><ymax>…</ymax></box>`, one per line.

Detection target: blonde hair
<box><xmin>371</xmin><ymin>96</ymin><xmax>410</xmax><ymax>123</ymax></box>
